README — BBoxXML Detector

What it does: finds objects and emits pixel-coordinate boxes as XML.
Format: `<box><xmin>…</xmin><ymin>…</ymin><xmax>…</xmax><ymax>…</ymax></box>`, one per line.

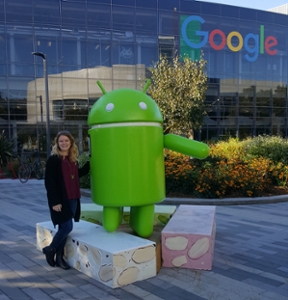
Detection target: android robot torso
<box><xmin>88</xmin><ymin>87</ymin><xmax>165</xmax><ymax>208</ymax></box>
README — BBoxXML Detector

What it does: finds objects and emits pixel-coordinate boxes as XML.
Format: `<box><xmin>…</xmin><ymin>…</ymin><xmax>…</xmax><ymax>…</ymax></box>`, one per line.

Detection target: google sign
<box><xmin>181</xmin><ymin>15</ymin><xmax>278</xmax><ymax>62</ymax></box>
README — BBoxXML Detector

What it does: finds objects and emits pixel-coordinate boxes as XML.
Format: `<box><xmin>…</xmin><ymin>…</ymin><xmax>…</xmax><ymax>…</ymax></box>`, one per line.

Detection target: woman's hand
<box><xmin>52</xmin><ymin>204</ymin><xmax>62</xmax><ymax>212</ymax></box>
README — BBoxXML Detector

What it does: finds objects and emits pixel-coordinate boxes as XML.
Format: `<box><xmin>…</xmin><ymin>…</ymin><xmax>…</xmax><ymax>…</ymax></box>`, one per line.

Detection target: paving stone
<box><xmin>22</xmin><ymin>287</ymin><xmax>53</xmax><ymax>300</ymax></box>
<box><xmin>50</xmin><ymin>291</ymin><xmax>75</xmax><ymax>299</ymax></box>
<box><xmin>0</xmin><ymin>179</ymin><xmax>288</xmax><ymax>300</ymax></box>
<box><xmin>121</xmin><ymin>284</ymin><xmax>151</xmax><ymax>298</ymax></box>
<box><xmin>256</xmin><ymin>291</ymin><xmax>288</xmax><ymax>300</ymax></box>
<box><xmin>0</xmin><ymin>295</ymin><xmax>10</xmax><ymax>300</ymax></box>
<box><xmin>141</xmin><ymin>296</ymin><xmax>164</xmax><ymax>300</ymax></box>
<box><xmin>0</xmin><ymin>281</ymin><xmax>31</xmax><ymax>300</ymax></box>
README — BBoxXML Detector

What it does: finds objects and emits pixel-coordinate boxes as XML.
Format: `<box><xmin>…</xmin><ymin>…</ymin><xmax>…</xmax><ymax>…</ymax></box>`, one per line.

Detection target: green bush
<box><xmin>209</xmin><ymin>138</ymin><xmax>245</xmax><ymax>160</ymax></box>
<box><xmin>165</xmin><ymin>136</ymin><xmax>288</xmax><ymax>198</ymax></box>
<box><xmin>242</xmin><ymin>135</ymin><xmax>288</xmax><ymax>164</ymax></box>
<box><xmin>164</xmin><ymin>150</ymin><xmax>196</xmax><ymax>196</ymax></box>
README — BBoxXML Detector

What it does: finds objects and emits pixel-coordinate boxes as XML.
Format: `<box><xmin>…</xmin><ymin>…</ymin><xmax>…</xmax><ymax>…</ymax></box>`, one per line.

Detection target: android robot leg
<box><xmin>130</xmin><ymin>204</ymin><xmax>154</xmax><ymax>238</ymax></box>
<box><xmin>103</xmin><ymin>206</ymin><xmax>123</xmax><ymax>232</ymax></box>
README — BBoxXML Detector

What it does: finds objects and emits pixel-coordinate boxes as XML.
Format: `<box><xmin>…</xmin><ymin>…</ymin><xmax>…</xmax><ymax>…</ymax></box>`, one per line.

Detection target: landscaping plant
<box><xmin>78</xmin><ymin>136</ymin><xmax>288</xmax><ymax>198</ymax></box>
<box><xmin>0</xmin><ymin>130</ymin><xmax>15</xmax><ymax>167</ymax></box>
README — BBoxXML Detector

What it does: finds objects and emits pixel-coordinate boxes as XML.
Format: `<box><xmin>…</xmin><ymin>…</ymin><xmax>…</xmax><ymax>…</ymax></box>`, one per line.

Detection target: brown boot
<box><xmin>55</xmin><ymin>252</ymin><xmax>70</xmax><ymax>270</ymax></box>
<box><xmin>42</xmin><ymin>246</ymin><xmax>56</xmax><ymax>267</ymax></box>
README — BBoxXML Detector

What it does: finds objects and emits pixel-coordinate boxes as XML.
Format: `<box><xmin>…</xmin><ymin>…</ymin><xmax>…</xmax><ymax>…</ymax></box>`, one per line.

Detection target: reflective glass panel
<box><xmin>179</xmin><ymin>1</ymin><xmax>200</xmax><ymax>14</ymax></box>
<box><xmin>8</xmin><ymin>77</ymin><xmax>33</xmax><ymax>121</ymax></box>
<box><xmin>135</xmin><ymin>8</ymin><xmax>157</xmax><ymax>34</ymax></box>
<box><xmin>113</xmin><ymin>0</ymin><xmax>134</xmax><ymax>6</ymax></box>
<box><xmin>62</xmin><ymin>1</ymin><xmax>86</xmax><ymax>30</ymax></box>
<box><xmin>34</xmin><ymin>0</ymin><xmax>60</xmax><ymax>25</ymax></box>
<box><xmin>239</xmin><ymin>8</ymin><xmax>256</xmax><ymax>21</ymax></box>
<box><xmin>159</xmin><ymin>11</ymin><xmax>178</xmax><ymax>35</ymax></box>
<box><xmin>112</xmin><ymin>42</ymin><xmax>136</xmax><ymax>65</ymax></box>
<box><xmin>0</xmin><ymin>0</ymin><xmax>4</xmax><ymax>22</ymax></box>
<box><xmin>201</xmin><ymin>2</ymin><xmax>221</xmax><ymax>16</ymax></box>
<box><xmin>61</xmin><ymin>38</ymin><xmax>79</xmax><ymax>66</ymax></box>
<box><xmin>0</xmin><ymin>64</ymin><xmax>5</xmax><ymax>75</ymax></box>
<box><xmin>12</xmin><ymin>64</ymin><xmax>34</xmax><ymax>76</ymax></box>
<box><xmin>87</xmin><ymin>0</ymin><xmax>108</xmax><ymax>3</ymax></box>
<box><xmin>86</xmin><ymin>42</ymin><xmax>111</xmax><ymax>67</ymax></box>
<box><xmin>112</xmin><ymin>6</ymin><xmax>135</xmax><ymax>31</ymax></box>
<box><xmin>8</xmin><ymin>33</ymin><xmax>34</xmax><ymax>64</ymax></box>
<box><xmin>140</xmin><ymin>44</ymin><xmax>157</xmax><ymax>67</ymax></box>
<box><xmin>0</xmin><ymin>32</ymin><xmax>6</xmax><ymax>64</ymax></box>
<box><xmin>221</xmin><ymin>5</ymin><xmax>239</xmax><ymax>19</ymax></box>
<box><xmin>273</xmin><ymin>85</ymin><xmax>286</xmax><ymax>117</ymax></box>
<box><xmin>34</xmin><ymin>32</ymin><xmax>61</xmax><ymax>66</ymax></box>
<box><xmin>0</xmin><ymin>77</ymin><xmax>8</xmax><ymax>120</ymax></box>
<box><xmin>159</xmin><ymin>0</ymin><xmax>179</xmax><ymax>11</ymax></box>
<box><xmin>257</xmin><ymin>11</ymin><xmax>274</xmax><ymax>23</ymax></box>
<box><xmin>6</xmin><ymin>0</ymin><xmax>33</xmax><ymax>25</ymax></box>
<box><xmin>274</xmin><ymin>12</ymin><xmax>287</xmax><ymax>26</ymax></box>
<box><xmin>136</xmin><ymin>0</ymin><xmax>157</xmax><ymax>9</ymax></box>
<box><xmin>87</xmin><ymin>3</ymin><xmax>111</xmax><ymax>28</ymax></box>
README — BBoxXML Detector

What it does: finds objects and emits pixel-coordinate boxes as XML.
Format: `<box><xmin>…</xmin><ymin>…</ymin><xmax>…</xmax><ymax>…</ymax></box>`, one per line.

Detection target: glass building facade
<box><xmin>1</xmin><ymin>0</ymin><xmax>288</xmax><ymax>155</ymax></box>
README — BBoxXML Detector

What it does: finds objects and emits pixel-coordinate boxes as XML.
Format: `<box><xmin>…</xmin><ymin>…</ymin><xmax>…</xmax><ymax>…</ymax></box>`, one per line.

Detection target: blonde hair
<box><xmin>51</xmin><ymin>131</ymin><xmax>78</xmax><ymax>162</ymax></box>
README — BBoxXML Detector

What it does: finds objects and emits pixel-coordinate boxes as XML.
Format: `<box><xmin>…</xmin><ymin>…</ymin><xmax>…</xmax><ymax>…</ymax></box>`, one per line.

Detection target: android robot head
<box><xmin>88</xmin><ymin>81</ymin><xmax>163</xmax><ymax>126</ymax></box>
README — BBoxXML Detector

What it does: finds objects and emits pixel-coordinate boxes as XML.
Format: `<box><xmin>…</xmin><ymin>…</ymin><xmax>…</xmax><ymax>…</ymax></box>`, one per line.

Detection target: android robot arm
<box><xmin>164</xmin><ymin>134</ymin><xmax>209</xmax><ymax>159</ymax></box>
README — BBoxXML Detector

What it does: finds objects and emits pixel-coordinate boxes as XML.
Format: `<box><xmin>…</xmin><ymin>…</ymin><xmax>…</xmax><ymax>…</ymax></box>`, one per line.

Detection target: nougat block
<box><xmin>161</xmin><ymin>205</ymin><xmax>216</xmax><ymax>270</ymax></box>
<box><xmin>118</xmin><ymin>224</ymin><xmax>163</xmax><ymax>273</ymax></box>
<box><xmin>36</xmin><ymin>220</ymin><xmax>157</xmax><ymax>288</ymax></box>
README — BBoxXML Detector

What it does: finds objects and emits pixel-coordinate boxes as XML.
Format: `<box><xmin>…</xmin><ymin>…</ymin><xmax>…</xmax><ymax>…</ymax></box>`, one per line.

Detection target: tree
<box><xmin>148</xmin><ymin>52</ymin><xmax>208</xmax><ymax>136</ymax></box>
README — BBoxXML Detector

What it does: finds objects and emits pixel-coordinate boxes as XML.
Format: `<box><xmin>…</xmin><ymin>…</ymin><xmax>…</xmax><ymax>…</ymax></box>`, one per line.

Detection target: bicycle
<box><xmin>18</xmin><ymin>150</ymin><xmax>46</xmax><ymax>183</ymax></box>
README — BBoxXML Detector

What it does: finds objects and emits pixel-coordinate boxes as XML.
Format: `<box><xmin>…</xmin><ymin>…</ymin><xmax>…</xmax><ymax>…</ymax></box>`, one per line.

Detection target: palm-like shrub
<box><xmin>0</xmin><ymin>130</ymin><xmax>15</xmax><ymax>167</ymax></box>
<box><xmin>78</xmin><ymin>151</ymin><xmax>90</xmax><ymax>188</ymax></box>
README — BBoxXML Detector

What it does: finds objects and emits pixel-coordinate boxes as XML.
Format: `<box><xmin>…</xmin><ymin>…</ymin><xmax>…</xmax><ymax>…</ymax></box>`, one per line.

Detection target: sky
<box><xmin>198</xmin><ymin>0</ymin><xmax>288</xmax><ymax>11</ymax></box>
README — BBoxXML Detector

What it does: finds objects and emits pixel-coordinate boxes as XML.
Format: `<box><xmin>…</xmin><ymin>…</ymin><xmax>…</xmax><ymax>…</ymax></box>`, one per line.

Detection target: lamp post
<box><xmin>32</xmin><ymin>52</ymin><xmax>51</xmax><ymax>159</ymax></box>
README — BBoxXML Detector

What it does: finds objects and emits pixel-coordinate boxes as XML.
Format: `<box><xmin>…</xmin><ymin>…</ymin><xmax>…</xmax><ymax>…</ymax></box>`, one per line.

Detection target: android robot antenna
<box><xmin>97</xmin><ymin>80</ymin><xmax>151</xmax><ymax>95</ymax></box>
<box><xmin>97</xmin><ymin>80</ymin><xmax>107</xmax><ymax>94</ymax></box>
<box><xmin>142</xmin><ymin>80</ymin><xmax>150</xmax><ymax>93</ymax></box>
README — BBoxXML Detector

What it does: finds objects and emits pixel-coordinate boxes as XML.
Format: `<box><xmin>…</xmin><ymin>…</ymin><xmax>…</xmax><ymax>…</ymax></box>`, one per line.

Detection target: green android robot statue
<box><xmin>88</xmin><ymin>80</ymin><xmax>209</xmax><ymax>238</ymax></box>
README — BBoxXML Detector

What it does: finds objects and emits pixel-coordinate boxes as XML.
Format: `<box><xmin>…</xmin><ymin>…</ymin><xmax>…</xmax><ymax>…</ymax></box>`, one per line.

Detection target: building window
<box><xmin>158</xmin><ymin>36</ymin><xmax>174</xmax><ymax>61</ymax></box>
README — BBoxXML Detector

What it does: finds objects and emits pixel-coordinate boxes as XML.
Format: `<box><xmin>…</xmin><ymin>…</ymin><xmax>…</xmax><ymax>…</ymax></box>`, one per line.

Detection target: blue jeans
<box><xmin>50</xmin><ymin>199</ymin><xmax>77</xmax><ymax>253</ymax></box>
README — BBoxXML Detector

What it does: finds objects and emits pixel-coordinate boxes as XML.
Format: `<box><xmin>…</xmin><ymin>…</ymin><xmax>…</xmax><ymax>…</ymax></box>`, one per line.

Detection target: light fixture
<box><xmin>32</xmin><ymin>52</ymin><xmax>51</xmax><ymax>159</ymax></box>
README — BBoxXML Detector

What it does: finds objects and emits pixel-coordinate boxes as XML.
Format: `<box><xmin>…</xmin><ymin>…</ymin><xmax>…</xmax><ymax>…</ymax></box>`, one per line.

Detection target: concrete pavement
<box><xmin>0</xmin><ymin>179</ymin><xmax>287</xmax><ymax>300</ymax></box>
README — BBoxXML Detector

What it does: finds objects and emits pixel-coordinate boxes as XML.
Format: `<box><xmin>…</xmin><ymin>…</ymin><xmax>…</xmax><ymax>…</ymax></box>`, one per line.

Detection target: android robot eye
<box><xmin>106</xmin><ymin>103</ymin><xmax>114</xmax><ymax>112</ymax></box>
<box><xmin>139</xmin><ymin>102</ymin><xmax>147</xmax><ymax>110</ymax></box>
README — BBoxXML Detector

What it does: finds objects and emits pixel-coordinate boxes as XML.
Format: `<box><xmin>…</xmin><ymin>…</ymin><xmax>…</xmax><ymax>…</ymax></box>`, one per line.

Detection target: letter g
<box><xmin>181</xmin><ymin>16</ymin><xmax>208</xmax><ymax>49</ymax></box>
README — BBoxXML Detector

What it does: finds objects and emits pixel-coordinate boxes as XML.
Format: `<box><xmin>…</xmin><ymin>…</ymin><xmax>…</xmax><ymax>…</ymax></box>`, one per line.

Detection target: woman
<box><xmin>43</xmin><ymin>131</ymin><xmax>89</xmax><ymax>270</ymax></box>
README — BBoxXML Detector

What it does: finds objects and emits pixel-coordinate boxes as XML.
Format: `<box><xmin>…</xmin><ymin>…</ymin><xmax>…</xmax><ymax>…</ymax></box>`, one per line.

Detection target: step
<box><xmin>80</xmin><ymin>203</ymin><xmax>177</xmax><ymax>227</ymax></box>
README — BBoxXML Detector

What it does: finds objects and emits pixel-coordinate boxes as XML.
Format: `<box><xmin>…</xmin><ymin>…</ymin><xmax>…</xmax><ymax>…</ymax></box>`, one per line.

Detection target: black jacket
<box><xmin>44</xmin><ymin>155</ymin><xmax>90</xmax><ymax>226</ymax></box>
